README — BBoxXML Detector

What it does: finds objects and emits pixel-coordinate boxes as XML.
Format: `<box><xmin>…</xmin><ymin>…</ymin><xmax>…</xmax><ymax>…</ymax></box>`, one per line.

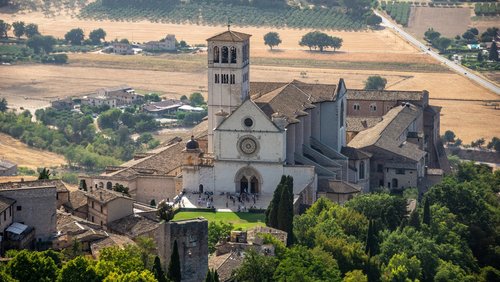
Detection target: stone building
<box><xmin>144</xmin><ymin>34</ymin><xmax>177</xmax><ymax>52</ymax></box>
<box><xmin>85</xmin><ymin>188</ymin><xmax>134</xmax><ymax>229</ymax></box>
<box><xmin>80</xmin><ymin>28</ymin><xmax>450</xmax><ymax>207</ymax></box>
<box><xmin>157</xmin><ymin>218</ymin><xmax>209</xmax><ymax>282</ymax></box>
<box><xmin>0</xmin><ymin>182</ymin><xmax>57</xmax><ymax>242</ymax></box>
<box><xmin>0</xmin><ymin>160</ymin><xmax>17</xmax><ymax>176</ymax></box>
<box><xmin>97</xmin><ymin>85</ymin><xmax>143</xmax><ymax>106</ymax></box>
<box><xmin>348</xmin><ymin>104</ymin><xmax>427</xmax><ymax>191</ymax></box>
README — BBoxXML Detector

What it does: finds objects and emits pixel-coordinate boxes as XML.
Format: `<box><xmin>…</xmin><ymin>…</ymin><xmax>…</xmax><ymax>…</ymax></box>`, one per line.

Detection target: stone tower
<box><xmin>206</xmin><ymin>29</ymin><xmax>251</xmax><ymax>153</ymax></box>
<box><xmin>157</xmin><ymin>218</ymin><xmax>209</xmax><ymax>282</ymax></box>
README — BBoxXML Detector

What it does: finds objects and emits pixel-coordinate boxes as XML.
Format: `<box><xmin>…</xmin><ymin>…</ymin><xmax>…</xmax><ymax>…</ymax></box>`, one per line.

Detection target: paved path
<box><xmin>374</xmin><ymin>10</ymin><xmax>500</xmax><ymax>95</ymax></box>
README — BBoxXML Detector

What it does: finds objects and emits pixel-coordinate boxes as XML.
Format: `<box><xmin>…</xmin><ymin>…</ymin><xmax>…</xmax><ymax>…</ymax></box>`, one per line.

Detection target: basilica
<box><xmin>82</xmin><ymin>29</ymin><xmax>449</xmax><ymax>209</ymax></box>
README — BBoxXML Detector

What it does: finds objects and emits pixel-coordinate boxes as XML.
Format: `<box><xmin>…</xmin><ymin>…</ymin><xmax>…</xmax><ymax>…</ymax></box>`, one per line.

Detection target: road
<box><xmin>374</xmin><ymin>10</ymin><xmax>500</xmax><ymax>95</ymax></box>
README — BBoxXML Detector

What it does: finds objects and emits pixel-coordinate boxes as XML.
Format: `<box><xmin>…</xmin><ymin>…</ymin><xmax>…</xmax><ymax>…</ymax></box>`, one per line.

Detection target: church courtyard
<box><xmin>173</xmin><ymin>211</ymin><xmax>265</xmax><ymax>230</ymax></box>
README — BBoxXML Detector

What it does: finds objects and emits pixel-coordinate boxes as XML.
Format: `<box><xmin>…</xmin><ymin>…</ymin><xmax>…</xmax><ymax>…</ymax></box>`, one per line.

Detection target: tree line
<box><xmin>234</xmin><ymin>162</ymin><xmax>500</xmax><ymax>281</ymax></box>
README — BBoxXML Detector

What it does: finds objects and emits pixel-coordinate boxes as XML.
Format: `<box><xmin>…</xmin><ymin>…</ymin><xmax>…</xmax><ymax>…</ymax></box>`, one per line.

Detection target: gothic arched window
<box><xmin>359</xmin><ymin>161</ymin><xmax>365</xmax><ymax>180</ymax></box>
<box><xmin>221</xmin><ymin>46</ymin><xmax>229</xmax><ymax>63</ymax></box>
<box><xmin>213</xmin><ymin>46</ymin><xmax>220</xmax><ymax>63</ymax></box>
<box><xmin>230</xmin><ymin>46</ymin><xmax>237</xmax><ymax>63</ymax></box>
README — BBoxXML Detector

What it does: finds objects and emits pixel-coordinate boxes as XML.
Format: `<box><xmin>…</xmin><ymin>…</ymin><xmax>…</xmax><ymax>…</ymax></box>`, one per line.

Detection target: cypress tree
<box><xmin>266</xmin><ymin>176</ymin><xmax>286</xmax><ymax>228</ymax></box>
<box><xmin>276</xmin><ymin>176</ymin><xmax>294</xmax><ymax>246</ymax></box>
<box><xmin>489</xmin><ymin>42</ymin><xmax>499</xmax><ymax>61</ymax></box>
<box><xmin>423</xmin><ymin>197</ymin><xmax>431</xmax><ymax>226</ymax></box>
<box><xmin>205</xmin><ymin>269</ymin><xmax>220</xmax><ymax>282</ymax></box>
<box><xmin>276</xmin><ymin>184</ymin><xmax>290</xmax><ymax>232</ymax></box>
<box><xmin>152</xmin><ymin>256</ymin><xmax>167</xmax><ymax>282</ymax></box>
<box><xmin>365</xmin><ymin>220</ymin><xmax>377</xmax><ymax>257</ymax></box>
<box><xmin>167</xmin><ymin>240</ymin><xmax>181</xmax><ymax>282</ymax></box>
<box><xmin>408</xmin><ymin>210</ymin><xmax>421</xmax><ymax>230</ymax></box>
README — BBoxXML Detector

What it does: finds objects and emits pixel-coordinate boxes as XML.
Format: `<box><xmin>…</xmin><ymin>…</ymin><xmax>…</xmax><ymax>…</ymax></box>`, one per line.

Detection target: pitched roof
<box><xmin>347</xmin><ymin>89</ymin><xmax>423</xmax><ymax>101</ymax></box>
<box><xmin>107</xmin><ymin>214</ymin><xmax>159</xmax><ymax>239</ymax></box>
<box><xmin>207</xmin><ymin>30</ymin><xmax>251</xmax><ymax>42</ymax></box>
<box><xmin>0</xmin><ymin>196</ymin><xmax>15</xmax><ymax>213</ymax></box>
<box><xmin>85</xmin><ymin>188</ymin><xmax>132</xmax><ymax>204</ymax></box>
<box><xmin>346</xmin><ymin>117</ymin><xmax>382</xmax><ymax>132</ymax></box>
<box><xmin>348</xmin><ymin>104</ymin><xmax>426</xmax><ymax>161</ymax></box>
<box><xmin>0</xmin><ymin>179</ymin><xmax>68</xmax><ymax>192</ymax></box>
<box><xmin>64</xmin><ymin>190</ymin><xmax>88</xmax><ymax>210</ymax></box>
<box><xmin>250</xmin><ymin>80</ymin><xmax>337</xmax><ymax>127</ymax></box>
<box><xmin>341</xmin><ymin>146</ymin><xmax>372</xmax><ymax>160</ymax></box>
<box><xmin>143</xmin><ymin>99</ymin><xmax>183</xmax><ymax>112</ymax></box>
<box><xmin>90</xmin><ymin>234</ymin><xmax>136</xmax><ymax>258</ymax></box>
<box><xmin>0</xmin><ymin>160</ymin><xmax>16</xmax><ymax>170</ymax></box>
<box><xmin>318</xmin><ymin>179</ymin><xmax>361</xmax><ymax>194</ymax></box>
<box><xmin>208</xmin><ymin>252</ymin><xmax>244</xmax><ymax>282</ymax></box>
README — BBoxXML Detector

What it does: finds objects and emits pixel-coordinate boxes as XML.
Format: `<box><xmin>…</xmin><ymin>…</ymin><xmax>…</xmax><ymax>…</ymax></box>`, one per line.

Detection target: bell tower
<box><xmin>206</xmin><ymin>28</ymin><xmax>251</xmax><ymax>153</ymax></box>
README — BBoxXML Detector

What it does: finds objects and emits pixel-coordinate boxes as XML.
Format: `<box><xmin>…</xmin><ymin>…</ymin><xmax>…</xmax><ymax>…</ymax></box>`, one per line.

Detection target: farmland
<box><xmin>81</xmin><ymin>0</ymin><xmax>365</xmax><ymax>30</ymax></box>
<box><xmin>0</xmin><ymin>7</ymin><xmax>498</xmax><ymax>144</ymax></box>
<box><xmin>0</xmin><ymin>133</ymin><xmax>67</xmax><ymax>169</ymax></box>
<box><xmin>407</xmin><ymin>6</ymin><xmax>471</xmax><ymax>38</ymax></box>
<box><xmin>381</xmin><ymin>1</ymin><xmax>411</xmax><ymax>26</ymax></box>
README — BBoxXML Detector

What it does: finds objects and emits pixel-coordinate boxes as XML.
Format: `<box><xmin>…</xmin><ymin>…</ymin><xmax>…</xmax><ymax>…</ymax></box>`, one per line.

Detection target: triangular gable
<box><xmin>216</xmin><ymin>99</ymin><xmax>282</xmax><ymax>132</ymax></box>
<box><xmin>336</xmin><ymin>78</ymin><xmax>347</xmax><ymax>100</ymax></box>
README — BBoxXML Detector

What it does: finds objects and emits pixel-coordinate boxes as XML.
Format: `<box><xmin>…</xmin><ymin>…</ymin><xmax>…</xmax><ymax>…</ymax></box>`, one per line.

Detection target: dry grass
<box><xmin>1</xmin><ymin>10</ymin><xmax>420</xmax><ymax>58</ymax></box>
<box><xmin>1</xmin><ymin>63</ymin><xmax>498</xmax><ymax>142</ymax></box>
<box><xmin>0</xmin><ymin>133</ymin><xmax>67</xmax><ymax>169</ymax></box>
<box><xmin>407</xmin><ymin>7</ymin><xmax>471</xmax><ymax>38</ymax></box>
<box><xmin>0</xmin><ymin>9</ymin><xmax>498</xmax><ymax>144</ymax></box>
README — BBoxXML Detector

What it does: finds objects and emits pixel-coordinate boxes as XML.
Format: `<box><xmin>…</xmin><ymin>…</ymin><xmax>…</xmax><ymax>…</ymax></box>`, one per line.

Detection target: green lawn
<box><xmin>173</xmin><ymin>211</ymin><xmax>266</xmax><ymax>230</ymax></box>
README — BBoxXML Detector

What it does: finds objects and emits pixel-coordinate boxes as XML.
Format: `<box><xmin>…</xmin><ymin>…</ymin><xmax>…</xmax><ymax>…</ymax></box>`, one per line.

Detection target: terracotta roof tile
<box><xmin>207</xmin><ymin>30</ymin><xmax>251</xmax><ymax>42</ymax></box>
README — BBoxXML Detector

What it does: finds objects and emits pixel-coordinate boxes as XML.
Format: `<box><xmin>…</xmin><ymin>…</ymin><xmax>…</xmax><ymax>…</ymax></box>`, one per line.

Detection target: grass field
<box><xmin>407</xmin><ymin>6</ymin><xmax>471</xmax><ymax>38</ymax></box>
<box><xmin>0</xmin><ymin>133</ymin><xmax>67</xmax><ymax>169</ymax></box>
<box><xmin>173</xmin><ymin>211</ymin><xmax>265</xmax><ymax>230</ymax></box>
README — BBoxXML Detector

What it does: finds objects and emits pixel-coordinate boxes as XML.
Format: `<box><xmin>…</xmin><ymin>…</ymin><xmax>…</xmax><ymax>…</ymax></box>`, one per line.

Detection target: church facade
<box><xmin>81</xmin><ymin>28</ymin><xmax>449</xmax><ymax>209</ymax></box>
<box><xmin>182</xmin><ymin>29</ymin><xmax>355</xmax><ymax>207</ymax></box>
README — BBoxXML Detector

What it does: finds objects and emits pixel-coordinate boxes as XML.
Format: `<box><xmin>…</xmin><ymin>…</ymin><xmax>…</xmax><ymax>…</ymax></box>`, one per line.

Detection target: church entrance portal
<box><xmin>235</xmin><ymin>166</ymin><xmax>261</xmax><ymax>194</ymax></box>
<box><xmin>240</xmin><ymin>177</ymin><xmax>248</xmax><ymax>194</ymax></box>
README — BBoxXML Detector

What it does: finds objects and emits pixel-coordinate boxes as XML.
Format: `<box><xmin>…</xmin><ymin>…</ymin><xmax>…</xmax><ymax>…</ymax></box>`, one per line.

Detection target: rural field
<box><xmin>0</xmin><ymin>133</ymin><xmax>67</xmax><ymax>169</ymax></box>
<box><xmin>0</xmin><ymin>8</ymin><xmax>499</xmax><ymax>145</ymax></box>
<box><xmin>407</xmin><ymin>7</ymin><xmax>471</xmax><ymax>38</ymax></box>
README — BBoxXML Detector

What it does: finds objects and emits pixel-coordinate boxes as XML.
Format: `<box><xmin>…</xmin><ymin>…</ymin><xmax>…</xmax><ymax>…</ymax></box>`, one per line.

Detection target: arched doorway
<box><xmin>106</xmin><ymin>182</ymin><xmax>112</xmax><ymax>190</ymax></box>
<box><xmin>240</xmin><ymin>177</ymin><xmax>248</xmax><ymax>194</ymax></box>
<box><xmin>250</xmin><ymin>176</ymin><xmax>259</xmax><ymax>194</ymax></box>
<box><xmin>234</xmin><ymin>166</ymin><xmax>262</xmax><ymax>194</ymax></box>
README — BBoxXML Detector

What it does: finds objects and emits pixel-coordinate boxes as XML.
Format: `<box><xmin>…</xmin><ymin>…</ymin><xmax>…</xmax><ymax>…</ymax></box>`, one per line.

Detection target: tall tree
<box><xmin>365</xmin><ymin>220</ymin><xmax>377</xmax><ymax>257</ymax></box>
<box><xmin>65</xmin><ymin>28</ymin><xmax>85</xmax><ymax>45</ymax></box>
<box><xmin>205</xmin><ymin>268</ymin><xmax>220</xmax><ymax>282</ymax></box>
<box><xmin>24</xmin><ymin>23</ymin><xmax>40</xmax><ymax>38</ymax></box>
<box><xmin>0</xmin><ymin>98</ymin><xmax>7</xmax><ymax>112</ymax></box>
<box><xmin>489</xmin><ymin>42</ymin><xmax>498</xmax><ymax>61</ymax></box>
<box><xmin>89</xmin><ymin>28</ymin><xmax>106</xmax><ymax>45</ymax></box>
<box><xmin>263</xmin><ymin>32</ymin><xmax>282</xmax><ymax>50</ymax></box>
<box><xmin>38</xmin><ymin>168</ymin><xmax>51</xmax><ymax>180</ymax></box>
<box><xmin>12</xmin><ymin>21</ymin><xmax>25</xmax><ymax>38</ymax></box>
<box><xmin>266</xmin><ymin>176</ymin><xmax>286</xmax><ymax>227</ymax></box>
<box><xmin>366</xmin><ymin>14</ymin><xmax>382</xmax><ymax>27</ymax></box>
<box><xmin>0</xmin><ymin>20</ymin><xmax>11</xmax><ymax>38</ymax></box>
<box><xmin>233</xmin><ymin>249</ymin><xmax>278</xmax><ymax>282</ymax></box>
<box><xmin>277</xmin><ymin>176</ymin><xmax>294</xmax><ymax>245</ymax></box>
<box><xmin>423</xmin><ymin>197</ymin><xmax>431</xmax><ymax>226</ymax></box>
<box><xmin>364</xmin><ymin>76</ymin><xmax>387</xmax><ymax>90</ymax></box>
<box><xmin>167</xmin><ymin>240</ymin><xmax>181</xmax><ymax>282</ymax></box>
<box><xmin>408</xmin><ymin>210</ymin><xmax>421</xmax><ymax>230</ymax></box>
<box><xmin>152</xmin><ymin>256</ymin><xmax>167</xmax><ymax>282</ymax></box>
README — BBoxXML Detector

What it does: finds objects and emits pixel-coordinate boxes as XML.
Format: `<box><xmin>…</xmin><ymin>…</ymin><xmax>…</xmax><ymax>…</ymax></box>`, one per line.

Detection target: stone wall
<box><xmin>157</xmin><ymin>218</ymin><xmax>208</xmax><ymax>282</ymax></box>
<box><xmin>0</xmin><ymin>187</ymin><xmax>57</xmax><ymax>241</ymax></box>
